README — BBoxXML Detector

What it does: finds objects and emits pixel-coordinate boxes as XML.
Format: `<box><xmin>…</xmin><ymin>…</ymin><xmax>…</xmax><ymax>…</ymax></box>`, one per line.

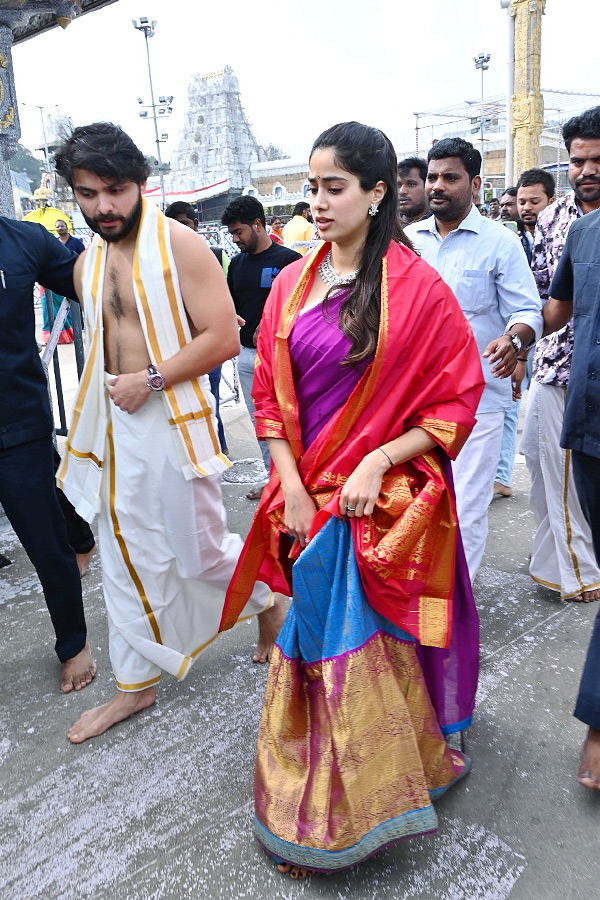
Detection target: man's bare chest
<box><xmin>102</xmin><ymin>259</ymin><xmax>138</xmax><ymax>324</ymax></box>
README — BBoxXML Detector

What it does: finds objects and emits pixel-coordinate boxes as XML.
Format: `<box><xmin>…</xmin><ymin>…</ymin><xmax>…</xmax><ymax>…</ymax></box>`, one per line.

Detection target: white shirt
<box><xmin>405</xmin><ymin>204</ymin><xmax>543</xmax><ymax>413</ymax></box>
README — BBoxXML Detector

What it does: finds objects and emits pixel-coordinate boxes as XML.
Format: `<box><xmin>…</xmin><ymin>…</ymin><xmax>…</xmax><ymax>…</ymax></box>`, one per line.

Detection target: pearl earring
<box><xmin>368</xmin><ymin>202</ymin><xmax>379</xmax><ymax>217</ymax></box>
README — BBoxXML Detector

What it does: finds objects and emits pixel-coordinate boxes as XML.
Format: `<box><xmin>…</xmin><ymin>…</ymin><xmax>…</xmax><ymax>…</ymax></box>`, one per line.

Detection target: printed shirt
<box><xmin>531</xmin><ymin>192</ymin><xmax>581</xmax><ymax>387</ymax></box>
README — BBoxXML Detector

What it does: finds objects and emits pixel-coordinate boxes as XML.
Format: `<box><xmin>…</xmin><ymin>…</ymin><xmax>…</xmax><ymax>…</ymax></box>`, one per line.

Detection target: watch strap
<box><xmin>507</xmin><ymin>332</ymin><xmax>521</xmax><ymax>353</ymax></box>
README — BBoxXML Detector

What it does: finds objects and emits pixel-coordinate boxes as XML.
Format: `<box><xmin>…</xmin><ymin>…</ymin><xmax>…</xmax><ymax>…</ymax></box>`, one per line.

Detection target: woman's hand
<box><xmin>283</xmin><ymin>483</ymin><xmax>317</xmax><ymax>546</ymax></box>
<box><xmin>339</xmin><ymin>450</ymin><xmax>389</xmax><ymax>518</ymax></box>
<box><xmin>266</xmin><ymin>438</ymin><xmax>316</xmax><ymax>546</ymax></box>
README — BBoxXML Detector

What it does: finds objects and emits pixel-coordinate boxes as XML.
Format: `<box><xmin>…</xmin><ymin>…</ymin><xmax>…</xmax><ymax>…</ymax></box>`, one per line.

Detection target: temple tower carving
<box><xmin>170</xmin><ymin>66</ymin><xmax>265</xmax><ymax>192</ymax></box>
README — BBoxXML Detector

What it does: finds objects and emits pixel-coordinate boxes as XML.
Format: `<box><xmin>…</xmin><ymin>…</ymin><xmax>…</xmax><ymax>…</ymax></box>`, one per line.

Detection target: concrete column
<box><xmin>510</xmin><ymin>0</ymin><xmax>546</xmax><ymax>182</ymax></box>
<box><xmin>0</xmin><ymin>2</ymin><xmax>84</xmax><ymax>219</ymax></box>
<box><xmin>0</xmin><ymin>24</ymin><xmax>20</xmax><ymax>218</ymax></box>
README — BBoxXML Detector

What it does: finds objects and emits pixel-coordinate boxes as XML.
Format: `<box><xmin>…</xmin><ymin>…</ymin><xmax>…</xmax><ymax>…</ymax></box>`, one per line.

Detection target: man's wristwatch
<box><xmin>506</xmin><ymin>331</ymin><xmax>522</xmax><ymax>354</ymax></box>
<box><xmin>146</xmin><ymin>364</ymin><xmax>166</xmax><ymax>392</ymax></box>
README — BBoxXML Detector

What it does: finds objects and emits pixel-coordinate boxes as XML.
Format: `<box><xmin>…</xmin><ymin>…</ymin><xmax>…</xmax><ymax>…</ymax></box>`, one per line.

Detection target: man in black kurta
<box><xmin>0</xmin><ymin>216</ymin><xmax>96</xmax><ymax>691</ymax></box>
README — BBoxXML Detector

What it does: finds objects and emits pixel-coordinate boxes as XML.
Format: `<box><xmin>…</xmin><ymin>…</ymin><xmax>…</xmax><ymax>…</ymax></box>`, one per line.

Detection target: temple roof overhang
<box><xmin>0</xmin><ymin>0</ymin><xmax>117</xmax><ymax>45</ymax></box>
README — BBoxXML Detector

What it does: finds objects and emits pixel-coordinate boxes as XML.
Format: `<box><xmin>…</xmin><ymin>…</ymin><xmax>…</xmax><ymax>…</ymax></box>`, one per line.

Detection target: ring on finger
<box><xmin>345</xmin><ymin>505</ymin><xmax>356</xmax><ymax>512</ymax></box>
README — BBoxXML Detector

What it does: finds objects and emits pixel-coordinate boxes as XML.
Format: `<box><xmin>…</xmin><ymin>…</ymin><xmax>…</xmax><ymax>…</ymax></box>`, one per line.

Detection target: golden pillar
<box><xmin>510</xmin><ymin>0</ymin><xmax>546</xmax><ymax>184</ymax></box>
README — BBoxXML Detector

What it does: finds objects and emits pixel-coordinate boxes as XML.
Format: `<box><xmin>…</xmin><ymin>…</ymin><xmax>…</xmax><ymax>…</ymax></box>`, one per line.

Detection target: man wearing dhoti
<box><xmin>54</xmin><ymin>124</ymin><xmax>284</xmax><ymax>743</ymax></box>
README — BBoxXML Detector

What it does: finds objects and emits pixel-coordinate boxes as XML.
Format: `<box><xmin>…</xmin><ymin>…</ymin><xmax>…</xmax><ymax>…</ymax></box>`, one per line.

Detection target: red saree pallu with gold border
<box><xmin>221</xmin><ymin>240</ymin><xmax>485</xmax><ymax>870</ymax></box>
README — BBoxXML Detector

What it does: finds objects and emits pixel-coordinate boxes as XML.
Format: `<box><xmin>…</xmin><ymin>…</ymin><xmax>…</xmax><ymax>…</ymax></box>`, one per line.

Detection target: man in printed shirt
<box><xmin>405</xmin><ymin>137</ymin><xmax>542</xmax><ymax>582</ymax></box>
<box><xmin>519</xmin><ymin>106</ymin><xmax>600</xmax><ymax>603</ymax></box>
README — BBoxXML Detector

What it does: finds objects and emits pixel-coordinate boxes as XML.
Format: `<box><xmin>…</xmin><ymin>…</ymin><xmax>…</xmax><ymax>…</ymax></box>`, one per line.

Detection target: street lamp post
<box><xmin>132</xmin><ymin>16</ymin><xmax>168</xmax><ymax>210</ymax></box>
<box><xmin>473</xmin><ymin>53</ymin><xmax>491</xmax><ymax>202</ymax></box>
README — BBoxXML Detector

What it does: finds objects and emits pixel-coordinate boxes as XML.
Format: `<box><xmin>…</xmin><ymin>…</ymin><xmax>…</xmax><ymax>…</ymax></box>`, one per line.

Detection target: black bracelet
<box><xmin>378</xmin><ymin>446</ymin><xmax>394</xmax><ymax>468</ymax></box>
<box><xmin>516</xmin><ymin>356</ymin><xmax>528</xmax><ymax>362</ymax></box>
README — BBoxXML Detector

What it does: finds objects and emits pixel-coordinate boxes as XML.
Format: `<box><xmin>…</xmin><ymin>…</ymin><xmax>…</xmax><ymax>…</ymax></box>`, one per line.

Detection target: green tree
<box><xmin>9</xmin><ymin>143</ymin><xmax>45</xmax><ymax>190</ymax></box>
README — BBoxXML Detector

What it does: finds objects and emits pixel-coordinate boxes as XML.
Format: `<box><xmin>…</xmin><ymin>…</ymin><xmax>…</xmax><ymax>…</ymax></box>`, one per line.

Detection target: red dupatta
<box><xmin>221</xmin><ymin>240</ymin><xmax>484</xmax><ymax>648</ymax></box>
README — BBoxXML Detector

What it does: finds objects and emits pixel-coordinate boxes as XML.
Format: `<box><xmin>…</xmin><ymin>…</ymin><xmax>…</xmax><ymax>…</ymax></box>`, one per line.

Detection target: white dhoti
<box><xmin>452</xmin><ymin>410</ymin><xmax>505</xmax><ymax>582</ymax></box>
<box><xmin>521</xmin><ymin>379</ymin><xmax>600</xmax><ymax>599</ymax></box>
<box><xmin>98</xmin><ymin>386</ymin><xmax>271</xmax><ymax>691</ymax></box>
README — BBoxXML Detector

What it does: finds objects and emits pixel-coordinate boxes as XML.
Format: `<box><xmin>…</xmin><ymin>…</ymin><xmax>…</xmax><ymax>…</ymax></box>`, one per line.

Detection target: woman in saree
<box><xmin>221</xmin><ymin>122</ymin><xmax>485</xmax><ymax>876</ymax></box>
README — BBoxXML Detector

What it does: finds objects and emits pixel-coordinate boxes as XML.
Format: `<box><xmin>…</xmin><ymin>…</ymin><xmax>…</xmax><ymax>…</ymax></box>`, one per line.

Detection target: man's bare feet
<box><xmin>76</xmin><ymin>545</ymin><xmax>96</xmax><ymax>578</ymax></box>
<box><xmin>493</xmin><ymin>481</ymin><xmax>512</xmax><ymax>498</ymax></box>
<box><xmin>277</xmin><ymin>863</ymin><xmax>314</xmax><ymax>879</ymax></box>
<box><xmin>571</xmin><ymin>588</ymin><xmax>600</xmax><ymax>603</ymax></box>
<box><xmin>578</xmin><ymin>727</ymin><xmax>600</xmax><ymax>790</ymax></box>
<box><xmin>68</xmin><ymin>686</ymin><xmax>156</xmax><ymax>744</ymax></box>
<box><xmin>61</xmin><ymin>642</ymin><xmax>97</xmax><ymax>693</ymax></box>
<box><xmin>254</xmin><ymin>592</ymin><xmax>287</xmax><ymax>663</ymax></box>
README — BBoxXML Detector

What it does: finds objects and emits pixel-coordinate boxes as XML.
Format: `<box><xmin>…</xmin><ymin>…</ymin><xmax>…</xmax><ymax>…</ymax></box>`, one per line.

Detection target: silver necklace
<box><xmin>318</xmin><ymin>250</ymin><xmax>359</xmax><ymax>289</ymax></box>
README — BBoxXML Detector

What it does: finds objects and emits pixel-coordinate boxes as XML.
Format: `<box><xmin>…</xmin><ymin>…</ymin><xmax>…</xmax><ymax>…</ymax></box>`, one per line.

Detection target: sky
<box><xmin>11</xmin><ymin>0</ymin><xmax>600</xmax><ymax>167</ymax></box>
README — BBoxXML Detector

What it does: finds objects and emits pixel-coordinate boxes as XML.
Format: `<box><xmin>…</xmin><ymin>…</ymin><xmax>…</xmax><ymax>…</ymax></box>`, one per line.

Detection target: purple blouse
<box><xmin>289</xmin><ymin>289</ymin><xmax>371</xmax><ymax>450</ymax></box>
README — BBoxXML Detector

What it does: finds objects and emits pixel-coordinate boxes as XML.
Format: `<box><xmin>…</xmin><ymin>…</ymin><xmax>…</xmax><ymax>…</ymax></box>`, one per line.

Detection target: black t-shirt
<box><xmin>227</xmin><ymin>242</ymin><xmax>301</xmax><ymax>347</ymax></box>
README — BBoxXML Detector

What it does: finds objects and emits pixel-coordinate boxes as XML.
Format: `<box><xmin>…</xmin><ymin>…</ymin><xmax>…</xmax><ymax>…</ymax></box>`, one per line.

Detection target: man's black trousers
<box><xmin>0</xmin><ymin>435</ymin><xmax>87</xmax><ymax>662</ymax></box>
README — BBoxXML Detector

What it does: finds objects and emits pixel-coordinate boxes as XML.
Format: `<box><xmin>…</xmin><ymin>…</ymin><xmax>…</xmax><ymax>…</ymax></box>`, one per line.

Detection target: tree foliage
<box><xmin>10</xmin><ymin>143</ymin><xmax>44</xmax><ymax>190</ymax></box>
<box><xmin>264</xmin><ymin>143</ymin><xmax>290</xmax><ymax>161</ymax></box>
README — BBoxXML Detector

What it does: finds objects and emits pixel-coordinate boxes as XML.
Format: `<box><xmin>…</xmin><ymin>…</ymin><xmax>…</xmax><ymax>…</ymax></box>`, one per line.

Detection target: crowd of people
<box><xmin>2</xmin><ymin>104</ymin><xmax>600</xmax><ymax>879</ymax></box>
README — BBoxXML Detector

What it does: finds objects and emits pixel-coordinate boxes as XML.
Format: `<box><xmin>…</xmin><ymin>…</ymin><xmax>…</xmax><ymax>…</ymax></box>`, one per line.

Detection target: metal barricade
<box><xmin>39</xmin><ymin>288</ymin><xmax>85</xmax><ymax>436</ymax></box>
<box><xmin>219</xmin><ymin>357</ymin><xmax>240</xmax><ymax>405</ymax></box>
<box><xmin>198</xmin><ymin>224</ymin><xmax>239</xmax><ymax>258</ymax></box>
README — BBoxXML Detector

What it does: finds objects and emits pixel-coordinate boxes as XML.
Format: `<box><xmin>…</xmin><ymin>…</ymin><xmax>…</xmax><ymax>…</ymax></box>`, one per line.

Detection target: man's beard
<box><xmin>398</xmin><ymin>199</ymin><xmax>427</xmax><ymax>222</ymax></box>
<box><xmin>239</xmin><ymin>230</ymin><xmax>259</xmax><ymax>254</ymax></box>
<box><xmin>428</xmin><ymin>193</ymin><xmax>469</xmax><ymax>222</ymax></box>
<box><xmin>573</xmin><ymin>176</ymin><xmax>600</xmax><ymax>204</ymax></box>
<box><xmin>83</xmin><ymin>191</ymin><xmax>143</xmax><ymax>243</ymax></box>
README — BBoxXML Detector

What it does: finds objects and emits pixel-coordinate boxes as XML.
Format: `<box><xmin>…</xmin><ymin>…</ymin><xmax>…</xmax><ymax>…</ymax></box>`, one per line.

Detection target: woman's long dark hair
<box><xmin>310</xmin><ymin>122</ymin><xmax>412</xmax><ymax>365</ymax></box>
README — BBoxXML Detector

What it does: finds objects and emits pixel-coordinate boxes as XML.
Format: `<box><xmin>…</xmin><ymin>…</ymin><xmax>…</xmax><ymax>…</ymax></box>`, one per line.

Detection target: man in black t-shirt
<box><xmin>222</xmin><ymin>197</ymin><xmax>301</xmax><ymax>498</ymax></box>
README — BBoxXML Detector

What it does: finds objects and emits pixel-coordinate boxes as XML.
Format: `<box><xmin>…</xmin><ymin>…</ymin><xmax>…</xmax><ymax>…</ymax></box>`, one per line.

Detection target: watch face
<box><xmin>147</xmin><ymin>367</ymin><xmax>165</xmax><ymax>391</ymax></box>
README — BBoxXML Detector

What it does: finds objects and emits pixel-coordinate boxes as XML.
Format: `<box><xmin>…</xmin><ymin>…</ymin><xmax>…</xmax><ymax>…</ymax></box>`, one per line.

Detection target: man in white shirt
<box><xmin>488</xmin><ymin>197</ymin><xmax>501</xmax><ymax>221</ymax></box>
<box><xmin>405</xmin><ymin>138</ymin><xmax>542</xmax><ymax>580</ymax></box>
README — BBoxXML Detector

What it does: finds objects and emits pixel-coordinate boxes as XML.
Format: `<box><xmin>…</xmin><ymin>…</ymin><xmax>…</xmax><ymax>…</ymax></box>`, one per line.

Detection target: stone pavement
<box><xmin>1</xmin><ymin>343</ymin><xmax>599</xmax><ymax>899</ymax></box>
